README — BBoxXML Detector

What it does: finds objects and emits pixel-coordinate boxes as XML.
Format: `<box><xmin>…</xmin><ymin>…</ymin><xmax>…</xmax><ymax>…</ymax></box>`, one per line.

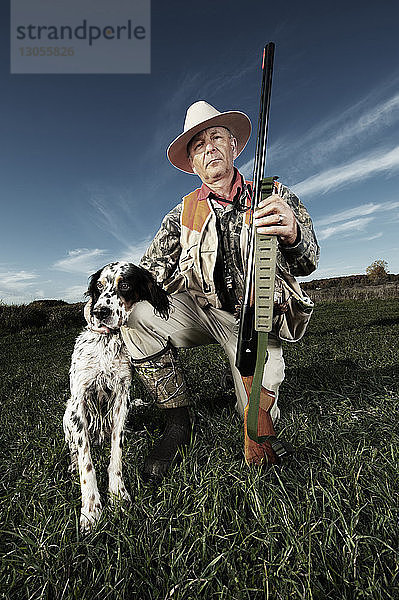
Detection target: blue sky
<box><xmin>1</xmin><ymin>0</ymin><xmax>399</xmax><ymax>304</ymax></box>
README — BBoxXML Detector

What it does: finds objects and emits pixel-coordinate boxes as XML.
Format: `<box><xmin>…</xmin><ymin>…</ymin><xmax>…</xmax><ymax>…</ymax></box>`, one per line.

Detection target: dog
<box><xmin>63</xmin><ymin>261</ymin><xmax>170</xmax><ymax>532</ymax></box>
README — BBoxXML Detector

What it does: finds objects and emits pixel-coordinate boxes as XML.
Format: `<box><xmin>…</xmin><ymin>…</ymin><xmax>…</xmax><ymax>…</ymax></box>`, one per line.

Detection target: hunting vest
<box><xmin>170</xmin><ymin>182</ymin><xmax>314</xmax><ymax>342</ymax></box>
<box><xmin>176</xmin><ymin>186</ymin><xmax>252</xmax><ymax>309</ymax></box>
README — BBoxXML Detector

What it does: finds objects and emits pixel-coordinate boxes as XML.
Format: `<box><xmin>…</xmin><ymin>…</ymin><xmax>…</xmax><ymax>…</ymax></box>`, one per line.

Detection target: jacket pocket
<box><xmin>273</xmin><ymin>273</ymin><xmax>314</xmax><ymax>342</ymax></box>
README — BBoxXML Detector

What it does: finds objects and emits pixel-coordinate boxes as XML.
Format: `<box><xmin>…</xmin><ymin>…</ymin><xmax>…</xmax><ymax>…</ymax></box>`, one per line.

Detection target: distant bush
<box><xmin>0</xmin><ymin>302</ymin><xmax>85</xmax><ymax>334</ymax></box>
<box><xmin>366</xmin><ymin>259</ymin><xmax>389</xmax><ymax>283</ymax></box>
<box><xmin>305</xmin><ymin>283</ymin><xmax>399</xmax><ymax>302</ymax></box>
<box><xmin>47</xmin><ymin>303</ymin><xmax>86</xmax><ymax>328</ymax></box>
<box><xmin>29</xmin><ymin>299</ymin><xmax>68</xmax><ymax>307</ymax></box>
<box><xmin>302</xmin><ymin>272</ymin><xmax>399</xmax><ymax>291</ymax></box>
<box><xmin>0</xmin><ymin>304</ymin><xmax>48</xmax><ymax>332</ymax></box>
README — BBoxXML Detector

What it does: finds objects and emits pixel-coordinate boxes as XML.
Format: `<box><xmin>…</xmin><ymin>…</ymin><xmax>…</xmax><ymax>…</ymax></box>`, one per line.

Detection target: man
<box><xmin>88</xmin><ymin>101</ymin><xmax>319</xmax><ymax>483</ymax></box>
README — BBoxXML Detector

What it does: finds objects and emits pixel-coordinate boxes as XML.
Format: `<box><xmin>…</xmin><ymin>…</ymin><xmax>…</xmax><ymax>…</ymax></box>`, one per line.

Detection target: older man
<box><xmin>91</xmin><ymin>101</ymin><xmax>319</xmax><ymax>482</ymax></box>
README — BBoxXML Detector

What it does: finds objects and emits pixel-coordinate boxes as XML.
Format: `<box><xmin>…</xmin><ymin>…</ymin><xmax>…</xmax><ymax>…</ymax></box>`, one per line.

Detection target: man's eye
<box><xmin>119</xmin><ymin>282</ymin><xmax>130</xmax><ymax>291</ymax></box>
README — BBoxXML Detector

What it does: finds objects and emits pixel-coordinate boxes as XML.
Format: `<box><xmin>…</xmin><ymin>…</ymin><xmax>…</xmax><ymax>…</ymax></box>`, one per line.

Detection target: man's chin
<box><xmin>206</xmin><ymin>163</ymin><xmax>227</xmax><ymax>180</ymax></box>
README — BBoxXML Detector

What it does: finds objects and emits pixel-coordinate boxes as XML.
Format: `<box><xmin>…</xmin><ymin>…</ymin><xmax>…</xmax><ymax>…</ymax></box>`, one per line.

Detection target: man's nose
<box><xmin>205</xmin><ymin>141</ymin><xmax>217</xmax><ymax>152</ymax></box>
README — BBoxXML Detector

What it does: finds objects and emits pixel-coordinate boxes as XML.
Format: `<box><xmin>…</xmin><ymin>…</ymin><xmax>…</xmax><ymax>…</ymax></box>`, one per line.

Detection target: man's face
<box><xmin>188</xmin><ymin>126</ymin><xmax>237</xmax><ymax>185</ymax></box>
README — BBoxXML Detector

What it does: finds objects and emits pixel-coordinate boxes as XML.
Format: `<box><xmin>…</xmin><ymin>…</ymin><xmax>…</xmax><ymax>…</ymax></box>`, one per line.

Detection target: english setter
<box><xmin>63</xmin><ymin>261</ymin><xmax>170</xmax><ymax>532</ymax></box>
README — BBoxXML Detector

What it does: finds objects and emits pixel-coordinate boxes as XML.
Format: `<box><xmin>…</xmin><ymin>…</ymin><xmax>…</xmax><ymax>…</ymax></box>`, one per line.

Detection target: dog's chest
<box><xmin>71</xmin><ymin>330</ymin><xmax>131</xmax><ymax>390</ymax></box>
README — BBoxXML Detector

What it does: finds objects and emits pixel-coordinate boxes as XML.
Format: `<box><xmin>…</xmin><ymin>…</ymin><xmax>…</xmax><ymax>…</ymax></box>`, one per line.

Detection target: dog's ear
<box><xmin>85</xmin><ymin>268</ymin><xmax>103</xmax><ymax>309</ymax></box>
<box><xmin>136</xmin><ymin>267</ymin><xmax>170</xmax><ymax>320</ymax></box>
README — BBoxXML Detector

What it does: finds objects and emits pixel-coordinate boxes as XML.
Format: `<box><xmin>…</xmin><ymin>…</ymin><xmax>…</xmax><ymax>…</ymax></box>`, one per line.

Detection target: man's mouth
<box><xmin>206</xmin><ymin>158</ymin><xmax>221</xmax><ymax>167</ymax></box>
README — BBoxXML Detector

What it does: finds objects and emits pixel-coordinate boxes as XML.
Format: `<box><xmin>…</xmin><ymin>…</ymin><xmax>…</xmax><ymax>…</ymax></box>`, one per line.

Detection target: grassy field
<box><xmin>0</xmin><ymin>299</ymin><xmax>398</xmax><ymax>600</ymax></box>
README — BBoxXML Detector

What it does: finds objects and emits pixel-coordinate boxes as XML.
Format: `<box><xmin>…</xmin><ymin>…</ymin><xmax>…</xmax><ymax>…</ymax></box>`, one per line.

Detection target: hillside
<box><xmin>301</xmin><ymin>273</ymin><xmax>399</xmax><ymax>301</ymax></box>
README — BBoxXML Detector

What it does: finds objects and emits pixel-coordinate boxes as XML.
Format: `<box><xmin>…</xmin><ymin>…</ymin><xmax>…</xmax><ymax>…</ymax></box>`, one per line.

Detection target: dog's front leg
<box><xmin>108</xmin><ymin>386</ymin><xmax>131</xmax><ymax>504</ymax></box>
<box><xmin>68</xmin><ymin>394</ymin><xmax>103</xmax><ymax>532</ymax></box>
<box><xmin>63</xmin><ymin>398</ymin><xmax>79</xmax><ymax>473</ymax></box>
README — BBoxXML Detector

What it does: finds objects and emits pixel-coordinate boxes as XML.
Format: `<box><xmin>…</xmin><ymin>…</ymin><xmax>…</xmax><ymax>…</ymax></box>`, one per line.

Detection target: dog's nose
<box><xmin>92</xmin><ymin>305</ymin><xmax>111</xmax><ymax>321</ymax></box>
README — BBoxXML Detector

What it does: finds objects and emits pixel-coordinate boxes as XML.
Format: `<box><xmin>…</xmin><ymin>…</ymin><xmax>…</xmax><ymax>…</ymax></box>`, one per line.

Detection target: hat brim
<box><xmin>167</xmin><ymin>111</ymin><xmax>252</xmax><ymax>174</ymax></box>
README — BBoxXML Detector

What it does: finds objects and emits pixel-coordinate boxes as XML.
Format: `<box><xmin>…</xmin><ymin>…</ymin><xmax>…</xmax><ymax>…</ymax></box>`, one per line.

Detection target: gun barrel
<box><xmin>235</xmin><ymin>42</ymin><xmax>275</xmax><ymax>377</ymax></box>
<box><xmin>251</xmin><ymin>42</ymin><xmax>275</xmax><ymax>211</ymax></box>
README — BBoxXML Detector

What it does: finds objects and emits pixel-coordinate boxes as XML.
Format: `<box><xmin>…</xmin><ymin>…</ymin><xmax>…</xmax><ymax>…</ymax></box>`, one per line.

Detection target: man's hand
<box><xmin>254</xmin><ymin>194</ymin><xmax>298</xmax><ymax>246</ymax></box>
<box><xmin>84</xmin><ymin>300</ymin><xmax>111</xmax><ymax>334</ymax></box>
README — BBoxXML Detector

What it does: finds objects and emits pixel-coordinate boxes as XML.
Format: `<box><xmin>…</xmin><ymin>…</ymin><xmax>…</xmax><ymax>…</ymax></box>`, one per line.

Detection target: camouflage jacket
<box><xmin>140</xmin><ymin>172</ymin><xmax>319</xmax><ymax>312</ymax></box>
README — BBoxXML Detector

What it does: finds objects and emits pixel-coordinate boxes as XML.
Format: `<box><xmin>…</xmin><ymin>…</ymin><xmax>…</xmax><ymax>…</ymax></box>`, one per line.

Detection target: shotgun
<box><xmin>235</xmin><ymin>42</ymin><xmax>287</xmax><ymax>452</ymax></box>
<box><xmin>236</xmin><ymin>42</ymin><xmax>276</xmax><ymax>375</ymax></box>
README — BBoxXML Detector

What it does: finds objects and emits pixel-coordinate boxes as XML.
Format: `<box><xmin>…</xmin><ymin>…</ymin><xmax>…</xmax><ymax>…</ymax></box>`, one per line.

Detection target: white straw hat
<box><xmin>167</xmin><ymin>100</ymin><xmax>252</xmax><ymax>174</ymax></box>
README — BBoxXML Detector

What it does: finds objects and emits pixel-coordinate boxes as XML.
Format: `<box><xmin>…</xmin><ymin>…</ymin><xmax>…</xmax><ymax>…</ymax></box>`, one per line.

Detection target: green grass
<box><xmin>0</xmin><ymin>299</ymin><xmax>398</xmax><ymax>600</ymax></box>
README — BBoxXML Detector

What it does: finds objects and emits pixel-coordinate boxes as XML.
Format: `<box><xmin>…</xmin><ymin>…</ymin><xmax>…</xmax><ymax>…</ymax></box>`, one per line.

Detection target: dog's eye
<box><xmin>97</xmin><ymin>282</ymin><xmax>103</xmax><ymax>290</ymax></box>
<box><xmin>119</xmin><ymin>282</ymin><xmax>130</xmax><ymax>291</ymax></box>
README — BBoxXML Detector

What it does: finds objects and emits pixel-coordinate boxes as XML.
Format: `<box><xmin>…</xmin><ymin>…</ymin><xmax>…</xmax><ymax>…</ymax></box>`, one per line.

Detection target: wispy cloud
<box><xmin>302</xmin><ymin>91</ymin><xmax>398</xmax><ymax>159</ymax></box>
<box><xmin>314</xmin><ymin>199</ymin><xmax>399</xmax><ymax>242</ymax></box>
<box><xmin>0</xmin><ymin>270</ymin><xmax>40</xmax><ymax>304</ymax></box>
<box><xmin>89</xmin><ymin>186</ymin><xmax>135</xmax><ymax>247</ymax></box>
<box><xmin>87</xmin><ymin>184</ymin><xmax>157</xmax><ymax>252</ymax></box>
<box><xmin>53</xmin><ymin>242</ymin><xmax>151</xmax><ymax>281</ymax></box>
<box><xmin>360</xmin><ymin>232</ymin><xmax>383</xmax><ymax>241</ymax></box>
<box><xmin>0</xmin><ymin>271</ymin><xmax>38</xmax><ymax>298</ymax></box>
<box><xmin>0</xmin><ymin>270</ymin><xmax>38</xmax><ymax>291</ymax></box>
<box><xmin>117</xmin><ymin>240</ymin><xmax>152</xmax><ymax>264</ymax></box>
<box><xmin>271</xmin><ymin>85</ymin><xmax>399</xmax><ymax>170</ymax></box>
<box><xmin>53</xmin><ymin>248</ymin><xmax>109</xmax><ymax>274</ymax></box>
<box><xmin>318</xmin><ymin>217</ymin><xmax>374</xmax><ymax>241</ymax></box>
<box><xmin>238</xmin><ymin>157</ymin><xmax>254</xmax><ymax>180</ymax></box>
<box><xmin>314</xmin><ymin>200</ymin><xmax>399</xmax><ymax>227</ymax></box>
<box><xmin>292</xmin><ymin>145</ymin><xmax>399</xmax><ymax>197</ymax></box>
<box><xmin>298</xmin><ymin>263</ymin><xmax>361</xmax><ymax>281</ymax></box>
<box><xmin>163</xmin><ymin>55</ymin><xmax>257</xmax><ymax>120</ymax></box>
<box><xmin>59</xmin><ymin>284</ymin><xmax>88</xmax><ymax>302</ymax></box>
<box><xmin>241</xmin><ymin>88</ymin><xmax>399</xmax><ymax>189</ymax></box>
<box><xmin>315</xmin><ymin>92</ymin><xmax>399</xmax><ymax>157</ymax></box>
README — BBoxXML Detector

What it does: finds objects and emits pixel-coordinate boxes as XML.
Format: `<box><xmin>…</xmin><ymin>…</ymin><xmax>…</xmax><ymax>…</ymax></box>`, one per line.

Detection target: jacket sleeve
<box><xmin>277</xmin><ymin>185</ymin><xmax>320</xmax><ymax>277</ymax></box>
<box><xmin>139</xmin><ymin>202</ymin><xmax>183</xmax><ymax>286</ymax></box>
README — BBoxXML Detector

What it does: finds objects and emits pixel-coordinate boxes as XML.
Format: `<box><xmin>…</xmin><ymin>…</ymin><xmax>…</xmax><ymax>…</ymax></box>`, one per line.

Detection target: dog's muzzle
<box><xmin>92</xmin><ymin>305</ymin><xmax>111</xmax><ymax>321</ymax></box>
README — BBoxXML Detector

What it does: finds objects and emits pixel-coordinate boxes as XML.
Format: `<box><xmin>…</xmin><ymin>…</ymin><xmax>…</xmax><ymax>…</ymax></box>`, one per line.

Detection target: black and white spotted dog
<box><xmin>63</xmin><ymin>261</ymin><xmax>170</xmax><ymax>532</ymax></box>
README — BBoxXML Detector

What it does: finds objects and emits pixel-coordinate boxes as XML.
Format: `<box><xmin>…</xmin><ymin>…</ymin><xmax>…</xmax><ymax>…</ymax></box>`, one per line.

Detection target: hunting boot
<box><xmin>133</xmin><ymin>344</ymin><xmax>193</xmax><ymax>484</ymax></box>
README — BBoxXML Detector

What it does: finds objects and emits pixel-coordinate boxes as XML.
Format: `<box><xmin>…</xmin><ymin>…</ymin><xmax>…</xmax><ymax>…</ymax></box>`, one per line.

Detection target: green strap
<box><xmin>247</xmin><ymin>177</ymin><xmax>276</xmax><ymax>444</ymax></box>
<box><xmin>246</xmin><ymin>331</ymin><xmax>269</xmax><ymax>443</ymax></box>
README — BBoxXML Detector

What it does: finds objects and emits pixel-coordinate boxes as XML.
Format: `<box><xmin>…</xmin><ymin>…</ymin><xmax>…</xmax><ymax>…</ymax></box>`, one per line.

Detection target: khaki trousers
<box><xmin>121</xmin><ymin>292</ymin><xmax>284</xmax><ymax>423</ymax></box>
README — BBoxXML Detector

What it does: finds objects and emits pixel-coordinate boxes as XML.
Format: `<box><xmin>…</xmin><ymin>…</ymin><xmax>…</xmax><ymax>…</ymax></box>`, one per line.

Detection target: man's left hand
<box><xmin>254</xmin><ymin>194</ymin><xmax>298</xmax><ymax>246</ymax></box>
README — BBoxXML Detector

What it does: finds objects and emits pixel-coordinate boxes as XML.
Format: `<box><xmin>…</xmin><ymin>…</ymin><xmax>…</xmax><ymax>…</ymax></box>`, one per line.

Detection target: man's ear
<box><xmin>188</xmin><ymin>156</ymin><xmax>198</xmax><ymax>175</ymax></box>
<box><xmin>231</xmin><ymin>136</ymin><xmax>238</xmax><ymax>159</ymax></box>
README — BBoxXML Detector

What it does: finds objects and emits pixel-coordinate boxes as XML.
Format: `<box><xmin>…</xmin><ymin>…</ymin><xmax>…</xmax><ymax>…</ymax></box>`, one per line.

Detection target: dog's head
<box><xmin>86</xmin><ymin>261</ymin><xmax>170</xmax><ymax>332</ymax></box>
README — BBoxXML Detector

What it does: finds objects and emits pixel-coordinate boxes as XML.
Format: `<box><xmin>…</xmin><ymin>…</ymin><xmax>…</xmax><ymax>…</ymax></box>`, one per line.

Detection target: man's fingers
<box><xmin>254</xmin><ymin>213</ymin><xmax>287</xmax><ymax>227</ymax></box>
<box><xmin>254</xmin><ymin>206</ymin><xmax>298</xmax><ymax>246</ymax></box>
<box><xmin>256</xmin><ymin>194</ymin><xmax>283</xmax><ymax>210</ymax></box>
<box><xmin>256</xmin><ymin>225</ymin><xmax>292</xmax><ymax>237</ymax></box>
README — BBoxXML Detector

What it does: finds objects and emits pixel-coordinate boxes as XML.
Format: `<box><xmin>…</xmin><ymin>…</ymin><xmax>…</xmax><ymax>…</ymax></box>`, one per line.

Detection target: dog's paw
<box><xmin>109</xmin><ymin>479</ymin><xmax>131</xmax><ymax>504</ymax></box>
<box><xmin>80</xmin><ymin>496</ymin><xmax>103</xmax><ymax>533</ymax></box>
